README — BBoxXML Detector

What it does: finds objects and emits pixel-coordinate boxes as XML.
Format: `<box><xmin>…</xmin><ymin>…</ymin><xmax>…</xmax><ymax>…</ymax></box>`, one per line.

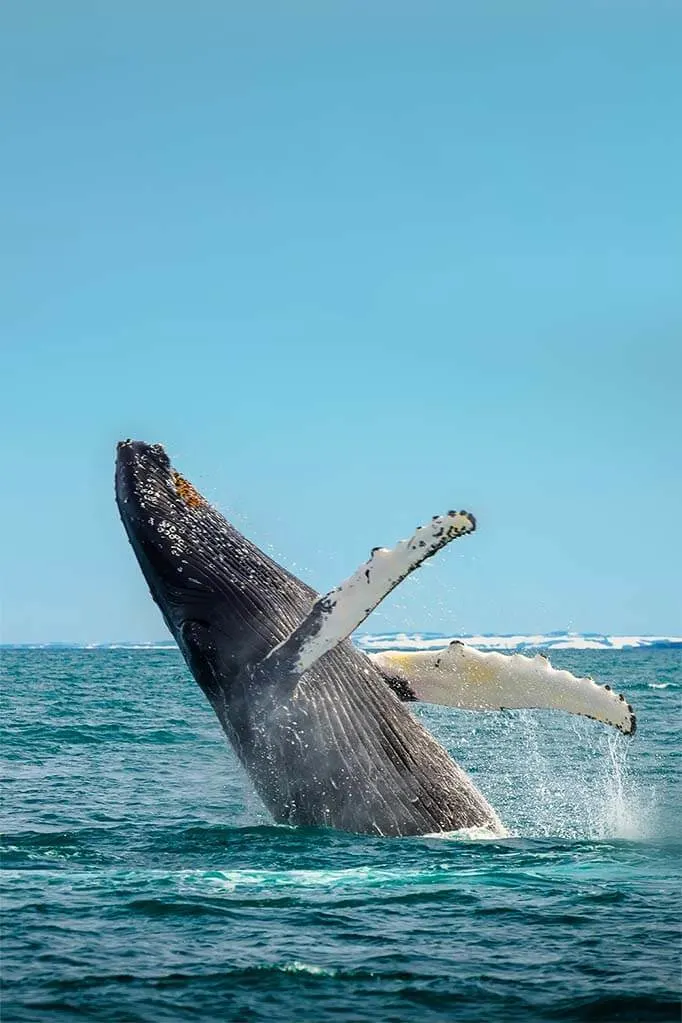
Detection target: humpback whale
<box><xmin>115</xmin><ymin>440</ymin><xmax>635</xmax><ymax>838</ymax></box>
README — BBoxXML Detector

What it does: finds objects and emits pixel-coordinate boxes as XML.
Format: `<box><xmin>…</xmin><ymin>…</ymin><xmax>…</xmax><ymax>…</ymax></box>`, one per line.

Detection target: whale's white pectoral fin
<box><xmin>370</xmin><ymin>644</ymin><xmax>637</xmax><ymax>735</ymax></box>
<box><xmin>262</xmin><ymin>511</ymin><xmax>476</xmax><ymax>683</ymax></box>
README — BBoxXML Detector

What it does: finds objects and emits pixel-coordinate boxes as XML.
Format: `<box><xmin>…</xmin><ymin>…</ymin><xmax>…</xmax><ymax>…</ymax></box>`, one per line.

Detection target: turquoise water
<box><xmin>2</xmin><ymin>646</ymin><xmax>680</xmax><ymax>1021</ymax></box>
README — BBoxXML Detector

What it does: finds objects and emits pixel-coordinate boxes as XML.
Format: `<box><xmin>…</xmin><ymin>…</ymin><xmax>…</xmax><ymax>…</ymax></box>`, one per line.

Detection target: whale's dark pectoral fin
<box><xmin>371</xmin><ymin>645</ymin><xmax>637</xmax><ymax>736</ymax></box>
<box><xmin>261</xmin><ymin>510</ymin><xmax>476</xmax><ymax>686</ymax></box>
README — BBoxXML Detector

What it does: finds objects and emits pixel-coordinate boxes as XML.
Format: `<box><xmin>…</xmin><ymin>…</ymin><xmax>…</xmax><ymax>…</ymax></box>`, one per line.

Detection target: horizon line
<box><xmin>3</xmin><ymin>631</ymin><xmax>681</xmax><ymax>651</ymax></box>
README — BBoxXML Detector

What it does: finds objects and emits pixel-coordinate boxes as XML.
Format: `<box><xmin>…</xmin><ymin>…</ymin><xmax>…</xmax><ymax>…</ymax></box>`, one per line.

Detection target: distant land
<box><xmin>2</xmin><ymin>633</ymin><xmax>681</xmax><ymax>653</ymax></box>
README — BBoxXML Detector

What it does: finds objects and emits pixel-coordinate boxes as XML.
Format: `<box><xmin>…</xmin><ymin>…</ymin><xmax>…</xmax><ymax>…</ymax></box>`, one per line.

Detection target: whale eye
<box><xmin>172</xmin><ymin>472</ymin><xmax>206</xmax><ymax>508</ymax></box>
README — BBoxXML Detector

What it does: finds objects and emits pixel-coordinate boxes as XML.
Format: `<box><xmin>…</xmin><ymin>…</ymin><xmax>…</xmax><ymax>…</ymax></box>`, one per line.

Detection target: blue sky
<box><xmin>2</xmin><ymin>2</ymin><xmax>680</xmax><ymax>643</ymax></box>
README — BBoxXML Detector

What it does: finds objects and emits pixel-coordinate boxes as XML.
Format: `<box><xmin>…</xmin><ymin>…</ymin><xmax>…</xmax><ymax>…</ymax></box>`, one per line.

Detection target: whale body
<box><xmin>115</xmin><ymin>440</ymin><xmax>505</xmax><ymax>837</ymax></box>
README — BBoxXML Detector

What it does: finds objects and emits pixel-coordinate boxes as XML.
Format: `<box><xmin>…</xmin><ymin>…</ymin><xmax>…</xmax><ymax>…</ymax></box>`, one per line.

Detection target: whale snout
<box><xmin>115</xmin><ymin>440</ymin><xmax>180</xmax><ymax>514</ymax></box>
<box><xmin>115</xmin><ymin>439</ymin><xmax>212</xmax><ymax>610</ymax></box>
<box><xmin>116</xmin><ymin>439</ymin><xmax>171</xmax><ymax>476</ymax></box>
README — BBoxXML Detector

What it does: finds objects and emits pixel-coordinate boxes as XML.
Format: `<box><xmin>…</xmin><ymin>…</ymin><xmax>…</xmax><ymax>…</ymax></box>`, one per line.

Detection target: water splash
<box><xmin>592</xmin><ymin>733</ymin><xmax>654</xmax><ymax>840</ymax></box>
<box><xmin>439</xmin><ymin>708</ymin><xmax>654</xmax><ymax>842</ymax></box>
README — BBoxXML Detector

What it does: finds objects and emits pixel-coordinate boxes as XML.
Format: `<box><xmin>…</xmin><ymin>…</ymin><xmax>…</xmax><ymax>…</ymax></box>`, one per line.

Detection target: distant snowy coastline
<box><xmin>355</xmin><ymin>632</ymin><xmax>682</xmax><ymax>653</ymax></box>
<box><xmin>3</xmin><ymin>632</ymin><xmax>681</xmax><ymax>652</ymax></box>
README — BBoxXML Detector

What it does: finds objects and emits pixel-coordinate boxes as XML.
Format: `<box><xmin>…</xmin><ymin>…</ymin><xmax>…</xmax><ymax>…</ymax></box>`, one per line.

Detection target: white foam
<box><xmin>280</xmin><ymin>962</ymin><xmax>334</xmax><ymax>976</ymax></box>
<box><xmin>420</xmin><ymin>825</ymin><xmax>504</xmax><ymax>841</ymax></box>
<box><xmin>180</xmin><ymin>866</ymin><xmax>412</xmax><ymax>890</ymax></box>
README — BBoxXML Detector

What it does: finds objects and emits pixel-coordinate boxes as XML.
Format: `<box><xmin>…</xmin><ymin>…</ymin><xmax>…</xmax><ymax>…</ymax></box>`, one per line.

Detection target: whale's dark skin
<box><xmin>115</xmin><ymin>440</ymin><xmax>503</xmax><ymax>837</ymax></box>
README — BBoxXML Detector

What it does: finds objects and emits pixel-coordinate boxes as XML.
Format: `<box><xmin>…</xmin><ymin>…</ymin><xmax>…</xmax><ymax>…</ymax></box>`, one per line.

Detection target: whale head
<box><xmin>115</xmin><ymin>440</ymin><xmax>312</xmax><ymax>699</ymax></box>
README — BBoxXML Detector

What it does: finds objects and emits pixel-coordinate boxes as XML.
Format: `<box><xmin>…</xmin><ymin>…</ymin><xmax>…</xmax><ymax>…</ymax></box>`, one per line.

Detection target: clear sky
<box><xmin>2</xmin><ymin>2</ymin><xmax>680</xmax><ymax>643</ymax></box>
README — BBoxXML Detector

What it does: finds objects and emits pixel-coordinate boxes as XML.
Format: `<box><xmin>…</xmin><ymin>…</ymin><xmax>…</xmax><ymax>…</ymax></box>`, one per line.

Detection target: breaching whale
<box><xmin>115</xmin><ymin>440</ymin><xmax>635</xmax><ymax>838</ymax></box>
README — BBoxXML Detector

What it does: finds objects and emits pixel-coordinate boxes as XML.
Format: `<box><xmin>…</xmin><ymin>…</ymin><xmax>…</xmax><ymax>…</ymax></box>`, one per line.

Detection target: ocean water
<box><xmin>2</xmin><ymin>640</ymin><xmax>680</xmax><ymax>1022</ymax></box>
